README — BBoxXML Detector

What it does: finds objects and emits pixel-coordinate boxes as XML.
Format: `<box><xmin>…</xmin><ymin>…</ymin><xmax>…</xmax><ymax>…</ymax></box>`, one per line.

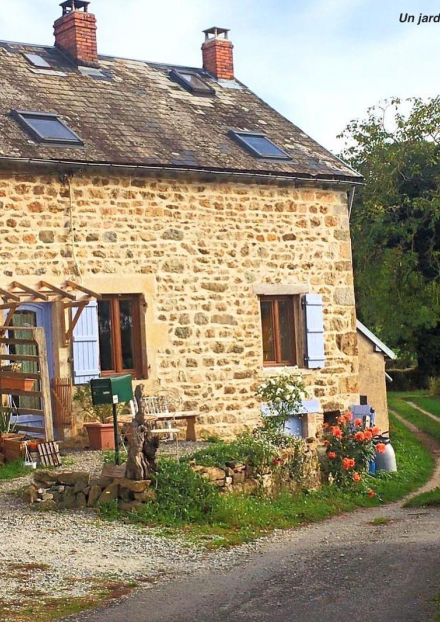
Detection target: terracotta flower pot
<box><xmin>83</xmin><ymin>422</ymin><xmax>115</xmax><ymax>450</ymax></box>
<box><xmin>0</xmin><ymin>377</ymin><xmax>35</xmax><ymax>391</ymax></box>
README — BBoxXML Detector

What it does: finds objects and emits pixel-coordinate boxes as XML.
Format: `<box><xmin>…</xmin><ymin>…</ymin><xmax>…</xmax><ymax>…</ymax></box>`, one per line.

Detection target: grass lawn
<box><xmin>405</xmin><ymin>395</ymin><xmax>440</xmax><ymax>420</ymax></box>
<box><xmin>404</xmin><ymin>487</ymin><xmax>440</xmax><ymax>508</ymax></box>
<box><xmin>100</xmin><ymin>413</ymin><xmax>435</xmax><ymax>548</ymax></box>
<box><xmin>0</xmin><ymin>460</ymin><xmax>29</xmax><ymax>481</ymax></box>
<box><xmin>388</xmin><ymin>393</ymin><xmax>440</xmax><ymax>443</ymax></box>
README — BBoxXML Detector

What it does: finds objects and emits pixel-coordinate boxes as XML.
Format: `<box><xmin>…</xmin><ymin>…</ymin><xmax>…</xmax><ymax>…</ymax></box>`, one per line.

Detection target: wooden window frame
<box><xmin>260</xmin><ymin>295</ymin><xmax>297</xmax><ymax>367</ymax></box>
<box><xmin>98</xmin><ymin>295</ymin><xmax>143</xmax><ymax>379</ymax></box>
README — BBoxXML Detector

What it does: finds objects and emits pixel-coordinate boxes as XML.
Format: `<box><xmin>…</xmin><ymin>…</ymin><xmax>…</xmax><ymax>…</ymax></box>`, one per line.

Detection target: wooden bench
<box><xmin>153</xmin><ymin>411</ymin><xmax>198</xmax><ymax>442</ymax></box>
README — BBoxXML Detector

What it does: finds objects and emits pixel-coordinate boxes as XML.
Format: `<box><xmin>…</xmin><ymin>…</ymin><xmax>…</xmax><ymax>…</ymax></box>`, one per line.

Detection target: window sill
<box><xmin>262</xmin><ymin>366</ymin><xmax>314</xmax><ymax>376</ymax></box>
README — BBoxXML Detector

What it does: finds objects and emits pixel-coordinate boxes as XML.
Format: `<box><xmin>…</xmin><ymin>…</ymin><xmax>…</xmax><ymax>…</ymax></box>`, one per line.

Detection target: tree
<box><xmin>339</xmin><ymin>97</ymin><xmax>440</xmax><ymax>376</ymax></box>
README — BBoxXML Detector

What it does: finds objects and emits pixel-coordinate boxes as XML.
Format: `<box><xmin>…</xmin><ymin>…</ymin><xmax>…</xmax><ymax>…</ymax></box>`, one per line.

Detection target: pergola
<box><xmin>0</xmin><ymin>280</ymin><xmax>101</xmax><ymax>342</ymax></box>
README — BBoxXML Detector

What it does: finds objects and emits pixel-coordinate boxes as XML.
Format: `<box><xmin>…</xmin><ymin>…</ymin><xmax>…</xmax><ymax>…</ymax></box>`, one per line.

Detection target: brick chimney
<box><xmin>54</xmin><ymin>0</ymin><xmax>98</xmax><ymax>67</ymax></box>
<box><xmin>202</xmin><ymin>27</ymin><xmax>234</xmax><ymax>81</ymax></box>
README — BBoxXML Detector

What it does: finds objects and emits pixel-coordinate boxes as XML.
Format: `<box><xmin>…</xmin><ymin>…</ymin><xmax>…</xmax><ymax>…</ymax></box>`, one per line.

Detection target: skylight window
<box><xmin>23</xmin><ymin>53</ymin><xmax>52</xmax><ymax>69</ymax></box>
<box><xmin>11</xmin><ymin>111</ymin><xmax>83</xmax><ymax>146</ymax></box>
<box><xmin>228</xmin><ymin>131</ymin><xmax>291</xmax><ymax>160</ymax></box>
<box><xmin>169</xmin><ymin>69</ymin><xmax>215</xmax><ymax>96</ymax></box>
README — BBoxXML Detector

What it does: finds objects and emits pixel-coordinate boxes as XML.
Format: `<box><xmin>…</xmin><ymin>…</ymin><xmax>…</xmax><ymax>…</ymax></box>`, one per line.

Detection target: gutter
<box><xmin>0</xmin><ymin>156</ymin><xmax>364</xmax><ymax>187</ymax></box>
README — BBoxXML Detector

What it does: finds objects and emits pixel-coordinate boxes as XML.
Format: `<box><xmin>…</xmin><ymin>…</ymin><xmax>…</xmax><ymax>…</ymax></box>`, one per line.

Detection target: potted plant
<box><xmin>73</xmin><ymin>385</ymin><xmax>126</xmax><ymax>451</ymax></box>
<box><xmin>0</xmin><ymin>363</ymin><xmax>35</xmax><ymax>392</ymax></box>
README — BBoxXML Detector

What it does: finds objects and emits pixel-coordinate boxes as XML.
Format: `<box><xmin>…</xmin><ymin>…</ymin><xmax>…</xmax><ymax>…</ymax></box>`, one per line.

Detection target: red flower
<box><xmin>364</xmin><ymin>430</ymin><xmax>373</xmax><ymax>441</ymax></box>
<box><xmin>354</xmin><ymin>418</ymin><xmax>362</xmax><ymax>427</ymax></box>
<box><xmin>368</xmin><ymin>488</ymin><xmax>376</xmax><ymax>498</ymax></box>
<box><xmin>371</xmin><ymin>426</ymin><xmax>380</xmax><ymax>436</ymax></box>
<box><xmin>342</xmin><ymin>457</ymin><xmax>356</xmax><ymax>471</ymax></box>
<box><xmin>344</xmin><ymin>413</ymin><xmax>352</xmax><ymax>423</ymax></box>
<box><xmin>272</xmin><ymin>458</ymin><xmax>281</xmax><ymax>466</ymax></box>
<box><xmin>331</xmin><ymin>426</ymin><xmax>343</xmax><ymax>439</ymax></box>
<box><xmin>328</xmin><ymin>451</ymin><xmax>336</xmax><ymax>459</ymax></box>
<box><xmin>354</xmin><ymin>431</ymin><xmax>365</xmax><ymax>442</ymax></box>
<box><xmin>376</xmin><ymin>443</ymin><xmax>386</xmax><ymax>454</ymax></box>
<box><xmin>352</xmin><ymin>472</ymin><xmax>361</xmax><ymax>483</ymax></box>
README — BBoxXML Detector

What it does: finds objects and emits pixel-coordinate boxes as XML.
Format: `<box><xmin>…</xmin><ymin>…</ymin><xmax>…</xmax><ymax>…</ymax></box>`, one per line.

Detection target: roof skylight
<box><xmin>11</xmin><ymin>111</ymin><xmax>84</xmax><ymax>146</ymax></box>
<box><xmin>228</xmin><ymin>131</ymin><xmax>291</xmax><ymax>160</ymax></box>
<box><xmin>170</xmin><ymin>69</ymin><xmax>215</xmax><ymax>96</ymax></box>
<box><xmin>23</xmin><ymin>53</ymin><xmax>52</xmax><ymax>69</ymax></box>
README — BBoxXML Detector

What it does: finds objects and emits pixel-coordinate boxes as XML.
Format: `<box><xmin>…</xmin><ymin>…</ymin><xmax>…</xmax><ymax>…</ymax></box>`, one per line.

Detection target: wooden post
<box><xmin>126</xmin><ymin>384</ymin><xmax>158</xmax><ymax>480</ymax></box>
<box><xmin>34</xmin><ymin>328</ymin><xmax>54</xmax><ymax>442</ymax></box>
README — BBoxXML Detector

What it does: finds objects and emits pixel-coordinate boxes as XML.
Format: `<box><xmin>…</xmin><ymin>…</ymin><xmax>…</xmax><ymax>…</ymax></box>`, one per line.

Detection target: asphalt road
<box><xmin>68</xmin><ymin>418</ymin><xmax>440</xmax><ymax>622</ymax></box>
<box><xmin>68</xmin><ymin>502</ymin><xmax>440</xmax><ymax>622</ymax></box>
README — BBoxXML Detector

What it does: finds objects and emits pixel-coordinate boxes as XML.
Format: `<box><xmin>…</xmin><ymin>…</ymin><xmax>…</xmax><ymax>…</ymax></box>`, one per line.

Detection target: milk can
<box><xmin>374</xmin><ymin>432</ymin><xmax>397</xmax><ymax>473</ymax></box>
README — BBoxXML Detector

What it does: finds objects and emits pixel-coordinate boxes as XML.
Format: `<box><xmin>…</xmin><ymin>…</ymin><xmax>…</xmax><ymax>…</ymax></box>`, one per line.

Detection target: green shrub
<box><xmin>185</xmin><ymin>428</ymin><xmax>307</xmax><ymax>475</ymax></box>
<box><xmin>131</xmin><ymin>459</ymin><xmax>220</xmax><ymax>525</ymax></box>
<box><xmin>428</xmin><ymin>376</ymin><xmax>440</xmax><ymax>397</ymax></box>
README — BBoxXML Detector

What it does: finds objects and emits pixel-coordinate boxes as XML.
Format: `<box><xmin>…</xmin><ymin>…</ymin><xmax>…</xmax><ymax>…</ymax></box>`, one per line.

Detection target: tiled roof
<box><xmin>0</xmin><ymin>41</ymin><xmax>361</xmax><ymax>181</ymax></box>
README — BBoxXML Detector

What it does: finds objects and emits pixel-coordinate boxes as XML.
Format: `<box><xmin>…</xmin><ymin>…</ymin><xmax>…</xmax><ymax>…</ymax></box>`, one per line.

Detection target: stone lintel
<box><xmin>252</xmin><ymin>283</ymin><xmax>309</xmax><ymax>296</ymax></box>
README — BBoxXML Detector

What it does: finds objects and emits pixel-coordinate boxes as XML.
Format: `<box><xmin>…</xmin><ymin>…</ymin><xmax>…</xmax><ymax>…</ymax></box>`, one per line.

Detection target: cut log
<box><xmin>125</xmin><ymin>385</ymin><xmax>159</xmax><ymax>480</ymax></box>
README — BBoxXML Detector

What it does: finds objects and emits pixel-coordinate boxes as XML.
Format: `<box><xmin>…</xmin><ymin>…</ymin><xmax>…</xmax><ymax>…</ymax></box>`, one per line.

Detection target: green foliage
<box><xmin>184</xmin><ymin>428</ymin><xmax>307</xmax><ymax>475</ymax></box>
<box><xmin>99</xmin><ymin>413</ymin><xmax>432</xmax><ymax>547</ymax></box>
<box><xmin>131</xmin><ymin>460</ymin><xmax>221</xmax><ymax>525</ymax></box>
<box><xmin>73</xmin><ymin>385</ymin><xmax>127</xmax><ymax>424</ymax></box>
<box><xmin>339</xmin><ymin>97</ymin><xmax>440</xmax><ymax>376</ymax></box>
<box><xmin>0</xmin><ymin>459</ymin><xmax>30</xmax><ymax>480</ymax></box>
<box><xmin>429</xmin><ymin>377</ymin><xmax>440</xmax><ymax>397</ymax></box>
<box><xmin>404</xmin><ymin>487</ymin><xmax>440</xmax><ymax>508</ymax></box>
<box><xmin>0</xmin><ymin>412</ymin><xmax>16</xmax><ymax>434</ymax></box>
<box><xmin>102</xmin><ymin>449</ymin><xmax>128</xmax><ymax>464</ymax></box>
<box><xmin>256</xmin><ymin>368</ymin><xmax>308</xmax><ymax>431</ymax></box>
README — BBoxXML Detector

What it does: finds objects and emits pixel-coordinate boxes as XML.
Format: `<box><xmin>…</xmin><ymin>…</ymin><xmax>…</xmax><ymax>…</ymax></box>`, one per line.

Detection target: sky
<box><xmin>1</xmin><ymin>0</ymin><xmax>440</xmax><ymax>153</ymax></box>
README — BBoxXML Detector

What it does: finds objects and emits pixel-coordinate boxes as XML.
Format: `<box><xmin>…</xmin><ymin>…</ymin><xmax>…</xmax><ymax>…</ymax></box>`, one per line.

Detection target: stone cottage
<box><xmin>0</xmin><ymin>0</ymin><xmax>364</xmax><ymax>440</ymax></box>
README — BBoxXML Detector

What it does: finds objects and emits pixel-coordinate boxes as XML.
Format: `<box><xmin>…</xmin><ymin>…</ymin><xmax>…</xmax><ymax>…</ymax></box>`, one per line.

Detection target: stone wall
<box><xmin>358</xmin><ymin>331</ymin><xmax>389</xmax><ymax>432</ymax></box>
<box><xmin>0</xmin><ymin>167</ymin><xmax>359</xmax><ymax>439</ymax></box>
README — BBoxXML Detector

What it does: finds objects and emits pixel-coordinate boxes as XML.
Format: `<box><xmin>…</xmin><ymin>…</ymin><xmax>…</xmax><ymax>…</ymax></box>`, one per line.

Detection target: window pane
<box><xmin>242</xmin><ymin>135</ymin><xmax>288</xmax><ymax>158</ymax></box>
<box><xmin>24</xmin><ymin>53</ymin><xmax>51</xmax><ymax>69</ymax></box>
<box><xmin>26</xmin><ymin>116</ymin><xmax>78</xmax><ymax>141</ymax></box>
<box><xmin>179</xmin><ymin>72</ymin><xmax>212</xmax><ymax>91</ymax></box>
<box><xmin>278</xmin><ymin>300</ymin><xmax>294</xmax><ymax>362</ymax></box>
<box><xmin>98</xmin><ymin>300</ymin><xmax>114</xmax><ymax>371</ymax></box>
<box><xmin>119</xmin><ymin>300</ymin><xmax>135</xmax><ymax>370</ymax></box>
<box><xmin>261</xmin><ymin>301</ymin><xmax>275</xmax><ymax>362</ymax></box>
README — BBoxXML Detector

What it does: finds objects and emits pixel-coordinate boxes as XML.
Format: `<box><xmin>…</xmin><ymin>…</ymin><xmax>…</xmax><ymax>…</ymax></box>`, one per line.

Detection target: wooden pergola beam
<box><xmin>39</xmin><ymin>281</ymin><xmax>77</xmax><ymax>301</ymax></box>
<box><xmin>64</xmin><ymin>300</ymin><xmax>88</xmax><ymax>342</ymax></box>
<box><xmin>0</xmin><ymin>288</ymin><xmax>20</xmax><ymax>302</ymax></box>
<box><xmin>64</xmin><ymin>280</ymin><xmax>102</xmax><ymax>300</ymax></box>
<box><xmin>11</xmin><ymin>281</ymin><xmax>48</xmax><ymax>301</ymax></box>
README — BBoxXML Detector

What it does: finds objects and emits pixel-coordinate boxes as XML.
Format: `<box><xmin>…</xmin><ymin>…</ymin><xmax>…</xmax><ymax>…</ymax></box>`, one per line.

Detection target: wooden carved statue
<box><xmin>126</xmin><ymin>385</ymin><xmax>159</xmax><ymax>480</ymax></box>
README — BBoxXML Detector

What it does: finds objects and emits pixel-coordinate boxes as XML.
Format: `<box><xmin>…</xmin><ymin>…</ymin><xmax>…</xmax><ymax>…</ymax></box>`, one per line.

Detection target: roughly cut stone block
<box><xmin>98</xmin><ymin>483</ymin><xmax>119</xmax><ymax>504</ymax></box>
<box><xmin>76</xmin><ymin>492</ymin><xmax>87</xmax><ymax>508</ymax></box>
<box><xmin>117</xmin><ymin>478</ymin><xmax>151</xmax><ymax>493</ymax></box>
<box><xmin>87</xmin><ymin>485</ymin><xmax>102</xmax><ymax>507</ymax></box>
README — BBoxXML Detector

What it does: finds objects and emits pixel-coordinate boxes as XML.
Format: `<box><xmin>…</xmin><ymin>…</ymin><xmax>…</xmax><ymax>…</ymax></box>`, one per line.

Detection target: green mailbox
<box><xmin>90</xmin><ymin>375</ymin><xmax>134</xmax><ymax>406</ymax></box>
<box><xmin>90</xmin><ymin>375</ymin><xmax>134</xmax><ymax>466</ymax></box>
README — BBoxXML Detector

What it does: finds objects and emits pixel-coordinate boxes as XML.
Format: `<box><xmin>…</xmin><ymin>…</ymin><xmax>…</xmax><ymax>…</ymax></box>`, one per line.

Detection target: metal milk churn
<box><xmin>374</xmin><ymin>432</ymin><xmax>397</xmax><ymax>473</ymax></box>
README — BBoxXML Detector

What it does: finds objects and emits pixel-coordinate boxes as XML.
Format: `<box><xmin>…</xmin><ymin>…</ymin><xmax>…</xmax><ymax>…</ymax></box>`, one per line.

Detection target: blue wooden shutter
<box><xmin>72</xmin><ymin>300</ymin><xmax>101</xmax><ymax>385</ymax></box>
<box><xmin>303</xmin><ymin>294</ymin><xmax>325</xmax><ymax>369</ymax></box>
